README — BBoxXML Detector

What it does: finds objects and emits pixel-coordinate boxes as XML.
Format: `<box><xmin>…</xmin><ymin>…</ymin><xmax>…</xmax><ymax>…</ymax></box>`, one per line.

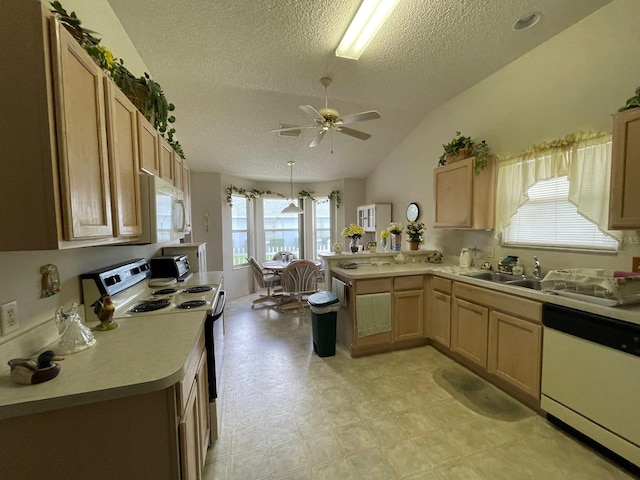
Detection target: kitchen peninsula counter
<box><xmin>330</xmin><ymin>259</ymin><xmax>640</xmax><ymax>326</ymax></box>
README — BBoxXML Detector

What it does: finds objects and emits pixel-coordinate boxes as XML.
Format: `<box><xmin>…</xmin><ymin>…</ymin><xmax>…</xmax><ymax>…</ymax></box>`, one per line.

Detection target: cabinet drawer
<box><xmin>177</xmin><ymin>330</ymin><xmax>205</xmax><ymax>416</ymax></box>
<box><xmin>355</xmin><ymin>278</ymin><xmax>391</xmax><ymax>294</ymax></box>
<box><xmin>432</xmin><ymin>276</ymin><xmax>452</xmax><ymax>294</ymax></box>
<box><xmin>394</xmin><ymin>275</ymin><xmax>424</xmax><ymax>291</ymax></box>
<box><xmin>453</xmin><ymin>282</ymin><xmax>541</xmax><ymax>323</ymax></box>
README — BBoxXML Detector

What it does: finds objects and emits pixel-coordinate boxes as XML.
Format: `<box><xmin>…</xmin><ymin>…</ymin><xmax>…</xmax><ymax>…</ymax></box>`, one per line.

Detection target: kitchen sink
<box><xmin>505</xmin><ymin>278</ymin><xmax>543</xmax><ymax>290</ymax></box>
<box><xmin>463</xmin><ymin>271</ymin><xmax>516</xmax><ymax>282</ymax></box>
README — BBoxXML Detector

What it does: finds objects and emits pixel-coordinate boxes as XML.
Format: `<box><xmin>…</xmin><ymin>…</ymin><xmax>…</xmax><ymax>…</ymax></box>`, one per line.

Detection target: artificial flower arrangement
<box><xmin>341</xmin><ymin>224</ymin><xmax>365</xmax><ymax>239</ymax></box>
<box><xmin>405</xmin><ymin>221</ymin><xmax>426</xmax><ymax>245</ymax></box>
<box><xmin>387</xmin><ymin>222</ymin><xmax>404</xmax><ymax>235</ymax></box>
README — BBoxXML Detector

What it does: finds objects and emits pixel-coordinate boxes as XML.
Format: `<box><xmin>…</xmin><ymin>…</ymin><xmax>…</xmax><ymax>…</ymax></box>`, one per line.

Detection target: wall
<box><xmin>366</xmin><ymin>0</ymin><xmax>640</xmax><ymax>275</ymax></box>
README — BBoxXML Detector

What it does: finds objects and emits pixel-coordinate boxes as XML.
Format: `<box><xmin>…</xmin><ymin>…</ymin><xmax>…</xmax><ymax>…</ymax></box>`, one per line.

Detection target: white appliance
<box><xmin>163</xmin><ymin>243</ymin><xmax>207</xmax><ymax>272</ymax></box>
<box><xmin>81</xmin><ymin>259</ymin><xmax>225</xmax><ymax>443</ymax></box>
<box><xmin>139</xmin><ymin>174</ymin><xmax>187</xmax><ymax>244</ymax></box>
<box><xmin>541</xmin><ymin>303</ymin><xmax>640</xmax><ymax>469</ymax></box>
<box><xmin>459</xmin><ymin>248</ymin><xmax>471</xmax><ymax>267</ymax></box>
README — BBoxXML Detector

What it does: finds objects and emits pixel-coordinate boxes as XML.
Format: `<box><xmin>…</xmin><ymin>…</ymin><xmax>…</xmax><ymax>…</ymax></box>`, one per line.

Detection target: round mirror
<box><xmin>406</xmin><ymin>202</ymin><xmax>419</xmax><ymax>222</ymax></box>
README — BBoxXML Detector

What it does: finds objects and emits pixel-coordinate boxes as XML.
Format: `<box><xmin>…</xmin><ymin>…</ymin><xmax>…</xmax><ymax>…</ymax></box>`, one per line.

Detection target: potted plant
<box><xmin>405</xmin><ymin>221</ymin><xmax>426</xmax><ymax>250</ymax></box>
<box><xmin>438</xmin><ymin>131</ymin><xmax>490</xmax><ymax>175</ymax></box>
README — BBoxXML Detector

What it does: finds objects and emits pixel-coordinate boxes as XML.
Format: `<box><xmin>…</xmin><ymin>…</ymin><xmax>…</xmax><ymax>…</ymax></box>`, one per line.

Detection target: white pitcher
<box><xmin>459</xmin><ymin>248</ymin><xmax>472</xmax><ymax>267</ymax></box>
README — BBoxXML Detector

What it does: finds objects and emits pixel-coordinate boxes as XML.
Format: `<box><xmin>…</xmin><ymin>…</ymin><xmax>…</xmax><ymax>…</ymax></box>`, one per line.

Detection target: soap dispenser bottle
<box><xmin>512</xmin><ymin>259</ymin><xmax>524</xmax><ymax>277</ymax></box>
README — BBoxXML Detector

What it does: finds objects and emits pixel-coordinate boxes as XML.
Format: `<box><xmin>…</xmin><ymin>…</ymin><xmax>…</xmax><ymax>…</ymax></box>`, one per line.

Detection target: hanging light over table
<box><xmin>281</xmin><ymin>161</ymin><xmax>303</xmax><ymax>214</ymax></box>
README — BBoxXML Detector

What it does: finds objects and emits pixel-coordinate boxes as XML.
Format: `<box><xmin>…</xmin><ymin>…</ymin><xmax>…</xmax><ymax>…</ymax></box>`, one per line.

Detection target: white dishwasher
<box><xmin>541</xmin><ymin>303</ymin><xmax>640</xmax><ymax>469</ymax></box>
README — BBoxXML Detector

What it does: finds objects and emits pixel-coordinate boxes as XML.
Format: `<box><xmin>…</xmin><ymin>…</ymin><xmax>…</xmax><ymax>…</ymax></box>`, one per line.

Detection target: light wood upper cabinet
<box><xmin>174</xmin><ymin>152</ymin><xmax>183</xmax><ymax>191</ymax></box>
<box><xmin>159</xmin><ymin>136</ymin><xmax>175</xmax><ymax>184</ymax></box>
<box><xmin>104</xmin><ymin>79</ymin><xmax>142</xmax><ymax>238</ymax></box>
<box><xmin>138</xmin><ymin>113</ymin><xmax>160</xmax><ymax>176</ymax></box>
<box><xmin>433</xmin><ymin>157</ymin><xmax>495</xmax><ymax>230</ymax></box>
<box><xmin>609</xmin><ymin>108</ymin><xmax>640</xmax><ymax>229</ymax></box>
<box><xmin>52</xmin><ymin>19</ymin><xmax>113</xmax><ymax>240</ymax></box>
<box><xmin>183</xmin><ymin>159</ymin><xmax>192</xmax><ymax>233</ymax></box>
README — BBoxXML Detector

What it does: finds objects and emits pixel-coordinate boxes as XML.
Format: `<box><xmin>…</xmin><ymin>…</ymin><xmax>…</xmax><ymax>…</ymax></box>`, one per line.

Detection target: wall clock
<box><xmin>406</xmin><ymin>202</ymin><xmax>420</xmax><ymax>222</ymax></box>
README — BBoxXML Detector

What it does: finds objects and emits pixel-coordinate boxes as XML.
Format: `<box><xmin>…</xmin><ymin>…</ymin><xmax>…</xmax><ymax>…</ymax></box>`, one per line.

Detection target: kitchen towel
<box><xmin>332</xmin><ymin>277</ymin><xmax>347</xmax><ymax>306</ymax></box>
<box><xmin>356</xmin><ymin>292</ymin><xmax>391</xmax><ymax>338</ymax></box>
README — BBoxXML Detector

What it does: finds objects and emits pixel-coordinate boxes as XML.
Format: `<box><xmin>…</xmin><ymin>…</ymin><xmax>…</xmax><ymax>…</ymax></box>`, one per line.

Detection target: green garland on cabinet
<box><xmin>50</xmin><ymin>1</ymin><xmax>185</xmax><ymax>159</ymax></box>
<box><xmin>226</xmin><ymin>186</ymin><xmax>341</xmax><ymax>208</ymax></box>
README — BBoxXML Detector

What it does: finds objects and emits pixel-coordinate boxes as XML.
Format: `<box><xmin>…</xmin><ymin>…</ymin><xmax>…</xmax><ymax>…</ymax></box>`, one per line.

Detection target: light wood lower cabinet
<box><xmin>0</xmin><ymin>329</ymin><xmax>210</xmax><ymax>480</ymax></box>
<box><xmin>451</xmin><ymin>297</ymin><xmax>489</xmax><ymax>367</ymax></box>
<box><xmin>488</xmin><ymin>310</ymin><xmax>542</xmax><ymax>399</ymax></box>
<box><xmin>335</xmin><ymin>275</ymin><xmax>428</xmax><ymax>357</ymax></box>
<box><xmin>427</xmin><ymin>276</ymin><xmax>452</xmax><ymax>348</ymax></box>
<box><xmin>445</xmin><ymin>280</ymin><xmax>542</xmax><ymax>408</ymax></box>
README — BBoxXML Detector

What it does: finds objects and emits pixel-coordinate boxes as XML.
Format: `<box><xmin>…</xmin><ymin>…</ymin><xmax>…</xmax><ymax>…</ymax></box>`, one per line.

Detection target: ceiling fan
<box><xmin>271</xmin><ymin>77</ymin><xmax>381</xmax><ymax>148</ymax></box>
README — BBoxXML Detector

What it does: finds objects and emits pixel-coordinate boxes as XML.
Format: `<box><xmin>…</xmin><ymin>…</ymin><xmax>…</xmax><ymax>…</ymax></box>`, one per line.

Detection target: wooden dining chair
<box><xmin>278</xmin><ymin>260</ymin><xmax>320</xmax><ymax>313</ymax></box>
<box><xmin>248</xmin><ymin>256</ymin><xmax>282</xmax><ymax>308</ymax></box>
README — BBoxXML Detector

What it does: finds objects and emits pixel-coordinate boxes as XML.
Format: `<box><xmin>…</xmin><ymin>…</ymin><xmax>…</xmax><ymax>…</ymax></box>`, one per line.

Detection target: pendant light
<box><xmin>281</xmin><ymin>161</ymin><xmax>303</xmax><ymax>214</ymax></box>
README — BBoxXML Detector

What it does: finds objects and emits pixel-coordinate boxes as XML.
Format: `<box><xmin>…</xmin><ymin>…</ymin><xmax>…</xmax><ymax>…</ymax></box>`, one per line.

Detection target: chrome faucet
<box><xmin>532</xmin><ymin>256</ymin><xmax>541</xmax><ymax>279</ymax></box>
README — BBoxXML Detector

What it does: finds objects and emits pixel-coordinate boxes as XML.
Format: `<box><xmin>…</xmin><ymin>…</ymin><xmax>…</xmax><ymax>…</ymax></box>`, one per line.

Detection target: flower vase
<box><xmin>382</xmin><ymin>239</ymin><xmax>388</xmax><ymax>252</ymax></box>
<box><xmin>350</xmin><ymin>238</ymin><xmax>360</xmax><ymax>253</ymax></box>
<box><xmin>390</xmin><ymin>233</ymin><xmax>402</xmax><ymax>252</ymax></box>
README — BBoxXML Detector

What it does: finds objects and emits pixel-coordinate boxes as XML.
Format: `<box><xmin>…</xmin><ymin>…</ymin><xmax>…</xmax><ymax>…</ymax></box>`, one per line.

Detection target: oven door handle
<box><xmin>210</xmin><ymin>290</ymin><xmax>226</xmax><ymax>320</ymax></box>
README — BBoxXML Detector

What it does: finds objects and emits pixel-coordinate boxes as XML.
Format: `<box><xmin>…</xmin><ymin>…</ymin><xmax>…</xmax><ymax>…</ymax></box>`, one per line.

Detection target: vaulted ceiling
<box><xmin>107</xmin><ymin>0</ymin><xmax>610</xmax><ymax>182</ymax></box>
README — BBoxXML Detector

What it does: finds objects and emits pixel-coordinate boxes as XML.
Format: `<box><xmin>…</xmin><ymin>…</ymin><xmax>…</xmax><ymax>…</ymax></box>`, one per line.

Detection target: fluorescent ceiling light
<box><xmin>336</xmin><ymin>0</ymin><xmax>399</xmax><ymax>60</ymax></box>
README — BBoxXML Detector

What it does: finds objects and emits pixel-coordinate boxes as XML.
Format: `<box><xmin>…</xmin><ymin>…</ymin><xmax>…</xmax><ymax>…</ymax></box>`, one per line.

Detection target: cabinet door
<box><xmin>195</xmin><ymin>349</ymin><xmax>210</xmax><ymax>466</ymax></box>
<box><xmin>434</xmin><ymin>161</ymin><xmax>473</xmax><ymax>228</ymax></box>
<box><xmin>488</xmin><ymin>311</ymin><xmax>542</xmax><ymax>398</ymax></box>
<box><xmin>357</xmin><ymin>206</ymin><xmax>367</xmax><ymax>229</ymax></box>
<box><xmin>174</xmin><ymin>152</ymin><xmax>183</xmax><ymax>191</ymax></box>
<box><xmin>609</xmin><ymin>108</ymin><xmax>640</xmax><ymax>229</ymax></box>
<box><xmin>354</xmin><ymin>292</ymin><xmax>392</xmax><ymax>348</ymax></box>
<box><xmin>182</xmin><ymin>159</ymin><xmax>192</xmax><ymax>232</ymax></box>
<box><xmin>104</xmin><ymin>80</ymin><xmax>142</xmax><ymax>238</ymax></box>
<box><xmin>159</xmin><ymin>137</ymin><xmax>175</xmax><ymax>184</ymax></box>
<box><xmin>137</xmin><ymin>112</ymin><xmax>159</xmax><ymax>176</ymax></box>
<box><xmin>52</xmin><ymin>23</ymin><xmax>113</xmax><ymax>240</ymax></box>
<box><xmin>451</xmin><ymin>298</ymin><xmax>489</xmax><ymax>367</ymax></box>
<box><xmin>366</xmin><ymin>205</ymin><xmax>376</xmax><ymax>231</ymax></box>
<box><xmin>179</xmin><ymin>380</ymin><xmax>201</xmax><ymax>480</ymax></box>
<box><xmin>393</xmin><ymin>290</ymin><xmax>424</xmax><ymax>341</ymax></box>
<box><xmin>429</xmin><ymin>291</ymin><xmax>451</xmax><ymax>347</ymax></box>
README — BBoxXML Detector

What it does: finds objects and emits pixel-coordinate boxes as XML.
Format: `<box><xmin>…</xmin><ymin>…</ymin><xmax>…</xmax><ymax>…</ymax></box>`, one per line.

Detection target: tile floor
<box><xmin>203</xmin><ymin>294</ymin><xmax>636</xmax><ymax>480</ymax></box>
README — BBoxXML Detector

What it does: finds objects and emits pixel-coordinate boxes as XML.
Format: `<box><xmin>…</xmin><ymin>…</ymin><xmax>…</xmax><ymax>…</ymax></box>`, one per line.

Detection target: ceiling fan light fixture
<box><xmin>336</xmin><ymin>0</ymin><xmax>400</xmax><ymax>60</ymax></box>
<box><xmin>281</xmin><ymin>161</ymin><xmax>303</xmax><ymax>215</ymax></box>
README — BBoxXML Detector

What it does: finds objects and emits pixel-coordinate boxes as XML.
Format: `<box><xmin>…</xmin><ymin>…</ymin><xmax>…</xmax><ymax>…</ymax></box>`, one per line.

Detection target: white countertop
<box><xmin>0</xmin><ymin>270</ymin><xmax>225</xmax><ymax>421</ymax></box>
<box><xmin>331</xmin><ymin>262</ymin><xmax>640</xmax><ymax>326</ymax></box>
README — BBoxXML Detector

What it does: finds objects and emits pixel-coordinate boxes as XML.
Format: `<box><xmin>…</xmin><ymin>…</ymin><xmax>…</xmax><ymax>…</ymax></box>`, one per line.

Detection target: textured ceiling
<box><xmin>106</xmin><ymin>0</ymin><xmax>610</xmax><ymax>182</ymax></box>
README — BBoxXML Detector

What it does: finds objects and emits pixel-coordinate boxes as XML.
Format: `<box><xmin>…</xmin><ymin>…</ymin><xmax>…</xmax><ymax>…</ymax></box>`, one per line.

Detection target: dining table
<box><xmin>262</xmin><ymin>259</ymin><xmax>322</xmax><ymax>272</ymax></box>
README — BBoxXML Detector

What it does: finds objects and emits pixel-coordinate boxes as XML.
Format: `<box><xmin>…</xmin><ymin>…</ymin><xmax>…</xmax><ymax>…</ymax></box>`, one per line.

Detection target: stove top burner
<box><xmin>177</xmin><ymin>300</ymin><xmax>208</xmax><ymax>309</ymax></box>
<box><xmin>152</xmin><ymin>288</ymin><xmax>178</xmax><ymax>296</ymax></box>
<box><xmin>183</xmin><ymin>286</ymin><xmax>213</xmax><ymax>294</ymax></box>
<box><xmin>130</xmin><ymin>299</ymin><xmax>171</xmax><ymax>313</ymax></box>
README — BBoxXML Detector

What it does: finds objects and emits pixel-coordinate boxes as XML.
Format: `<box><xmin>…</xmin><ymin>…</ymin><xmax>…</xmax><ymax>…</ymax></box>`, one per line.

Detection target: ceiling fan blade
<box><xmin>335</xmin><ymin>126</ymin><xmax>371</xmax><ymax>141</ymax></box>
<box><xmin>339</xmin><ymin>110</ymin><xmax>381</xmax><ymax>125</ymax></box>
<box><xmin>270</xmin><ymin>125</ymin><xmax>316</xmax><ymax>133</ymax></box>
<box><xmin>299</xmin><ymin>105</ymin><xmax>323</xmax><ymax>120</ymax></box>
<box><xmin>309</xmin><ymin>129</ymin><xmax>327</xmax><ymax>147</ymax></box>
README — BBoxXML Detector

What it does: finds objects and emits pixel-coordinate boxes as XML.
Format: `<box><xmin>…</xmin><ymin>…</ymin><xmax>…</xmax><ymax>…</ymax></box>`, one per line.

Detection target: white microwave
<box><xmin>139</xmin><ymin>174</ymin><xmax>186</xmax><ymax>244</ymax></box>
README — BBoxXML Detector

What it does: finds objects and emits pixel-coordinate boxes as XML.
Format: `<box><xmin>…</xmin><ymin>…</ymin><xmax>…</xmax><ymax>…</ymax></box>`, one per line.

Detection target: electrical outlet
<box><xmin>488</xmin><ymin>246</ymin><xmax>495</xmax><ymax>258</ymax></box>
<box><xmin>0</xmin><ymin>301</ymin><xmax>19</xmax><ymax>336</ymax></box>
<box><xmin>633</xmin><ymin>257</ymin><xmax>640</xmax><ymax>273</ymax></box>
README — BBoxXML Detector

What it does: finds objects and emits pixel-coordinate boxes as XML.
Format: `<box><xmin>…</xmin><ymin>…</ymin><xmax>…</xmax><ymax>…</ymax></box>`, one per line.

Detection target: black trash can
<box><xmin>308</xmin><ymin>291</ymin><xmax>341</xmax><ymax>357</ymax></box>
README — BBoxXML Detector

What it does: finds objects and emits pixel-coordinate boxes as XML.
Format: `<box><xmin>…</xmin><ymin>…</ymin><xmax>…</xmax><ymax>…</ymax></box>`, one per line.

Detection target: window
<box><xmin>503</xmin><ymin>176</ymin><xmax>618</xmax><ymax>250</ymax></box>
<box><xmin>263</xmin><ymin>198</ymin><xmax>301</xmax><ymax>259</ymax></box>
<box><xmin>231</xmin><ymin>195</ymin><xmax>249</xmax><ymax>266</ymax></box>
<box><xmin>313</xmin><ymin>197</ymin><xmax>331</xmax><ymax>258</ymax></box>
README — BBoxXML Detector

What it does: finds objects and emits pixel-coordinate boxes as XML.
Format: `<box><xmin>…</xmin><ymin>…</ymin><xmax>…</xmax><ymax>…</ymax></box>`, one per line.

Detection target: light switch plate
<box><xmin>0</xmin><ymin>301</ymin><xmax>19</xmax><ymax>336</ymax></box>
<box><xmin>633</xmin><ymin>257</ymin><xmax>640</xmax><ymax>273</ymax></box>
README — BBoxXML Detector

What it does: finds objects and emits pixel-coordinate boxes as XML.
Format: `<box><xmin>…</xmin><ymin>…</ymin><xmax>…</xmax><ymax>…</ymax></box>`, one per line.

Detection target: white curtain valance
<box><xmin>495</xmin><ymin>131</ymin><xmax>614</xmax><ymax>237</ymax></box>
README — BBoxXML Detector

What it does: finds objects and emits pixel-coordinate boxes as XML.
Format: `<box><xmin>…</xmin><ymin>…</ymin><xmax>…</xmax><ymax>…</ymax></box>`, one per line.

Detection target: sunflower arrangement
<box><xmin>387</xmin><ymin>222</ymin><xmax>404</xmax><ymax>235</ymax></box>
<box><xmin>341</xmin><ymin>224</ymin><xmax>365</xmax><ymax>240</ymax></box>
